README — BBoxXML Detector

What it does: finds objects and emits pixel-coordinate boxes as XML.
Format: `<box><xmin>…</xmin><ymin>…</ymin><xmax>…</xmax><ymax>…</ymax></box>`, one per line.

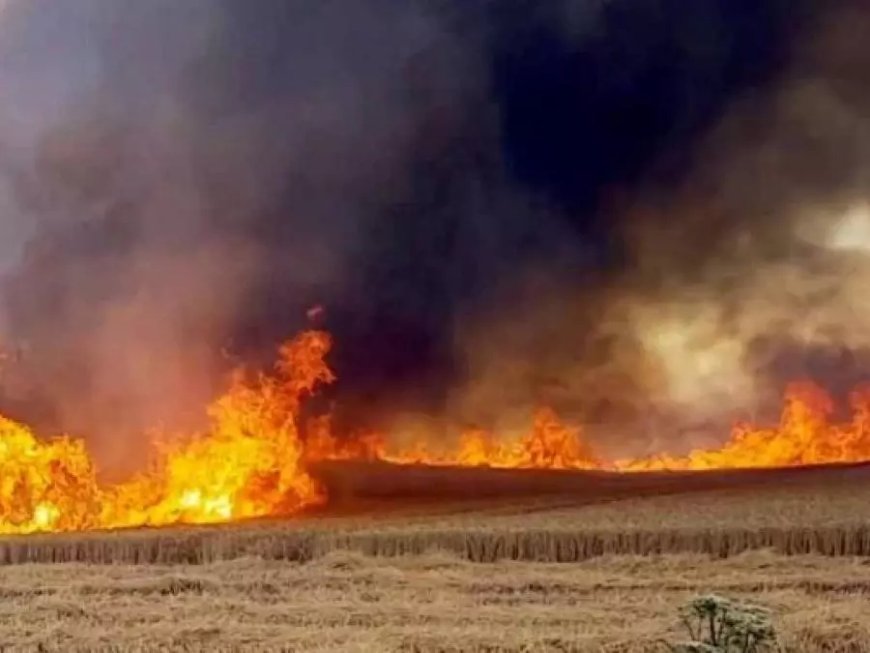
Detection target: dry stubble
<box><xmin>0</xmin><ymin>550</ymin><xmax>869</xmax><ymax>652</ymax></box>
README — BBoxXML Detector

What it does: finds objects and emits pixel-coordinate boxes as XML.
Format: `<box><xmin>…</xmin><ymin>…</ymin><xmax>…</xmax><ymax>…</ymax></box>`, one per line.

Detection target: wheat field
<box><xmin>5</xmin><ymin>462</ymin><xmax>870</xmax><ymax>565</ymax></box>
<box><xmin>4</xmin><ymin>463</ymin><xmax>870</xmax><ymax>651</ymax></box>
<box><xmin>2</xmin><ymin>550</ymin><xmax>870</xmax><ymax>652</ymax></box>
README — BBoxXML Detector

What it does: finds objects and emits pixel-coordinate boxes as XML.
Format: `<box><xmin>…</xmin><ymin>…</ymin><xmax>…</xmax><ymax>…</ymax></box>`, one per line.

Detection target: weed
<box><xmin>664</xmin><ymin>594</ymin><xmax>776</xmax><ymax>653</ymax></box>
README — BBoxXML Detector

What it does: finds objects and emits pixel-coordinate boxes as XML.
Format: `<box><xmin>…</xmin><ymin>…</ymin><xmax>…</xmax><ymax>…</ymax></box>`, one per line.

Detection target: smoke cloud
<box><xmin>0</xmin><ymin>0</ymin><xmax>497</xmax><ymax>473</ymax></box>
<box><xmin>0</xmin><ymin>0</ymin><xmax>864</xmax><ymax>469</ymax></box>
<box><xmin>450</xmin><ymin>0</ymin><xmax>870</xmax><ymax>457</ymax></box>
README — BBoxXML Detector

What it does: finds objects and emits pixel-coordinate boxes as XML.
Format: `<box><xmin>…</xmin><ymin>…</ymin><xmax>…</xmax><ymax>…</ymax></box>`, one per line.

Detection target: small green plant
<box><xmin>663</xmin><ymin>594</ymin><xmax>777</xmax><ymax>653</ymax></box>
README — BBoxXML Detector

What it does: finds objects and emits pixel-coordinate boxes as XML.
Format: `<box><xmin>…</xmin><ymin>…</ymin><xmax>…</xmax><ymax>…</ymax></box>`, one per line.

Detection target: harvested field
<box><xmin>5</xmin><ymin>462</ymin><xmax>870</xmax><ymax>651</ymax></box>
<box><xmin>2</xmin><ymin>550</ymin><xmax>870</xmax><ymax>652</ymax></box>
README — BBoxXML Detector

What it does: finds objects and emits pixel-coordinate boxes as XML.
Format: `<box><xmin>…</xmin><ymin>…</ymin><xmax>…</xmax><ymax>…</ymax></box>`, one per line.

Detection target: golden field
<box><xmin>6</xmin><ymin>461</ymin><xmax>870</xmax><ymax>565</ymax></box>
<box><xmin>4</xmin><ymin>462</ymin><xmax>870</xmax><ymax>652</ymax></box>
<box><xmin>3</xmin><ymin>551</ymin><xmax>870</xmax><ymax>652</ymax></box>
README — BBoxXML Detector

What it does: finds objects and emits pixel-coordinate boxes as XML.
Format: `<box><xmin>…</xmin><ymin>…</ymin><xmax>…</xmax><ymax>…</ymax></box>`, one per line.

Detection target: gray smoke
<box><xmin>1</xmin><ymin>0</ymin><xmax>863</xmax><ymax>470</ymax></box>
<box><xmin>448</xmin><ymin>1</ymin><xmax>870</xmax><ymax>458</ymax></box>
<box><xmin>0</xmin><ymin>0</ymin><xmax>505</xmax><ymax>474</ymax></box>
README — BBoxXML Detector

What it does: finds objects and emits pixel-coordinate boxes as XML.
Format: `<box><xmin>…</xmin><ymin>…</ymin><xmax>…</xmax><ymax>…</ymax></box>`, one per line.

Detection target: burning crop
<box><xmin>0</xmin><ymin>331</ymin><xmax>333</xmax><ymax>534</ymax></box>
<box><xmin>2</xmin><ymin>330</ymin><xmax>870</xmax><ymax>536</ymax></box>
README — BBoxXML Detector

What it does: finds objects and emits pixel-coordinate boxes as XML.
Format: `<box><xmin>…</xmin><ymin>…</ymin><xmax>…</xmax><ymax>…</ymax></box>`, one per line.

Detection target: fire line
<box><xmin>0</xmin><ymin>330</ymin><xmax>868</xmax><ymax>535</ymax></box>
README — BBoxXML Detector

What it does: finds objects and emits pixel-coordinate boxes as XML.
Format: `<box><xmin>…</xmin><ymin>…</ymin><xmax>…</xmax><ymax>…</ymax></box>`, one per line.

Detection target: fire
<box><xmin>0</xmin><ymin>331</ymin><xmax>334</xmax><ymax>535</ymax></box>
<box><xmin>0</xmin><ymin>416</ymin><xmax>101</xmax><ymax>534</ymax></box>
<box><xmin>381</xmin><ymin>408</ymin><xmax>600</xmax><ymax>470</ymax></box>
<box><xmin>3</xmin><ymin>329</ymin><xmax>870</xmax><ymax>535</ymax></box>
<box><xmin>305</xmin><ymin>408</ymin><xmax>599</xmax><ymax>470</ymax></box>
<box><xmin>620</xmin><ymin>382</ymin><xmax>870</xmax><ymax>471</ymax></box>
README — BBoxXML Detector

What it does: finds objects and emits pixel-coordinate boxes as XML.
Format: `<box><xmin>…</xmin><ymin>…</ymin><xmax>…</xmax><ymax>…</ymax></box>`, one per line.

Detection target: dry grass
<box><xmin>6</xmin><ymin>463</ymin><xmax>870</xmax><ymax>651</ymax></box>
<box><xmin>1</xmin><ymin>550</ymin><xmax>869</xmax><ymax>652</ymax></box>
<box><xmin>5</xmin><ymin>470</ymin><xmax>870</xmax><ymax>565</ymax></box>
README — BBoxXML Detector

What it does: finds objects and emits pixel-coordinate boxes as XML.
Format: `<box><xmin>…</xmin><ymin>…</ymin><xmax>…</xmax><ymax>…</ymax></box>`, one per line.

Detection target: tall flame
<box><xmin>3</xmin><ymin>331</ymin><xmax>870</xmax><ymax>535</ymax></box>
<box><xmin>0</xmin><ymin>331</ymin><xmax>333</xmax><ymax>535</ymax></box>
<box><xmin>0</xmin><ymin>417</ymin><xmax>101</xmax><ymax>533</ymax></box>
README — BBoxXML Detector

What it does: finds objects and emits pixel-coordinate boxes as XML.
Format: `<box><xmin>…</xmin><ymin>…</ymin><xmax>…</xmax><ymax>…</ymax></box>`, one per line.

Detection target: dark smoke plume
<box><xmin>451</xmin><ymin>0</ymin><xmax>870</xmax><ymax>458</ymax></box>
<box><xmin>0</xmin><ymin>0</ymin><xmax>860</xmax><ymax>469</ymax></box>
<box><xmin>0</xmin><ymin>0</ymin><xmax>495</xmax><ymax>472</ymax></box>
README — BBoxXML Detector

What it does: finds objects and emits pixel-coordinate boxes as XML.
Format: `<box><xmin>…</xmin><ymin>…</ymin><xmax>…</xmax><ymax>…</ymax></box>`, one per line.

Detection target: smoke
<box><xmin>0</xmin><ymin>0</ymin><xmax>498</xmax><ymax>473</ymax></box>
<box><xmin>1</xmin><ymin>0</ymin><xmax>866</xmax><ymax>468</ymax></box>
<box><xmin>451</xmin><ymin>0</ymin><xmax>870</xmax><ymax>457</ymax></box>
<box><xmin>619</xmin><ymin>1</ymin><xmax>870</xmax><ymax>438</ymax></box>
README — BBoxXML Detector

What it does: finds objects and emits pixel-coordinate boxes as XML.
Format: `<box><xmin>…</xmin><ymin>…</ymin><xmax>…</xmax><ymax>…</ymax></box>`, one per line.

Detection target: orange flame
<box><xmin>0</xmin><ymin>331</ymin><xmax>333</xmax><ymax>534</ymax></box>
<box><xmin>0</xmin><ymin>417</ymin><xmax>101</xmax><ymax>534</ymax></box>
<box><xmin>620</xmin><ymin>382</ymin><xmax>870</xmax><ymax>471</ymax></box>
<box><xmin>379</xmin><ymin>408</ymin><xmax>600</xmax><ymax>470</ymax></box>
<box><xmin>3</xmin><ymin>330</ymin><xmax>870</xmax><ymax>535</ymax></box>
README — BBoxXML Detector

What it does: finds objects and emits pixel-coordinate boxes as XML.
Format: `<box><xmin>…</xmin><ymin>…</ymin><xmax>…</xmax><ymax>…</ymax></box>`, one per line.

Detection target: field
<box><xmin>4</xmin><ymin>462</ymin><xmax>870</xmax><ymax>652</ymax></box>
<box><xmin>4</xmin><ymin>550</ymin><xmax>870</xmax><ymax>652</ymax></box>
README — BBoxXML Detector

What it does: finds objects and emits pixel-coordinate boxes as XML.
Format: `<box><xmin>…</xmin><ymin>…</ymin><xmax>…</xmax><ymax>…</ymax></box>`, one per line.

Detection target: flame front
<box><xmin>372</xmin><ymin>408</ymin><xmax>599</xmax><ymax>470</ymax></box>
<box><xmin>619</xmin><ymin>382</ymin><xmax>870</xmax><ymax>471</ymax></box>
<box><xmin>3</xmin><ymin>330</ymin><xmax>870</xmax><ymax>535</ymax></box>
<box><xmin>0</xmin><ymin>331</ymin><xmax>333</xmax><ymax>534</ymax></box>
<box><xmin>0</xmin><ymin>417</ymin><xmax>101</xmax><ymax>534</ymax></box>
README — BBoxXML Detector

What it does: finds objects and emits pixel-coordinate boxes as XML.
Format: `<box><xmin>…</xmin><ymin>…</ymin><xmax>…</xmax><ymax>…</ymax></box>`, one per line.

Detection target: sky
<box><xmin>1</xmin><ymin>0</ymin><xmax>868</xmax><ymax>467</ymax></box>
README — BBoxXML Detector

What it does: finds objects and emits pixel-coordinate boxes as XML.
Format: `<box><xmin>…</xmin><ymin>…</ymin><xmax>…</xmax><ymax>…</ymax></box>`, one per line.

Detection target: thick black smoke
<box><xmin>450</xmin><ymin>0</ymin><xmax>870</xmax><ymax>458</ymax></box>
<box><xmin>0</xmin><ymin>0</ymin><xmax>856</xmax><ymax>469</ymax></box>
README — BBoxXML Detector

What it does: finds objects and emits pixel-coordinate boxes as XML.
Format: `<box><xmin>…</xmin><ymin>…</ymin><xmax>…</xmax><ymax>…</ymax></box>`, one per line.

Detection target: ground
<box><xmin>4</xmin><ymin>463</ymin><xmax>870</xmax><ymax>652</ymax></box>
<box><xmin>3</xmin><ymin>551</ymin><xmax>869</xmax><ymax>652</ymax></box>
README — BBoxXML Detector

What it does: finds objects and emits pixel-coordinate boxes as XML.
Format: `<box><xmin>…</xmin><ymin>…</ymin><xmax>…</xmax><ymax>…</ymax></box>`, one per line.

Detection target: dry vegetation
<box><xmin>6</xmin><ymin>463</ymin><xmax>870</xmax><ymax>565</ymax></box>
<box><xmin>2</xmin><ymin>551</ymin><xmax>870</xmax><ymax>652</ymax></box>
<box><xmin>5</xmin><ymin>463</ymin><xmax>870</xmax><ymax>651</ymax></box>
